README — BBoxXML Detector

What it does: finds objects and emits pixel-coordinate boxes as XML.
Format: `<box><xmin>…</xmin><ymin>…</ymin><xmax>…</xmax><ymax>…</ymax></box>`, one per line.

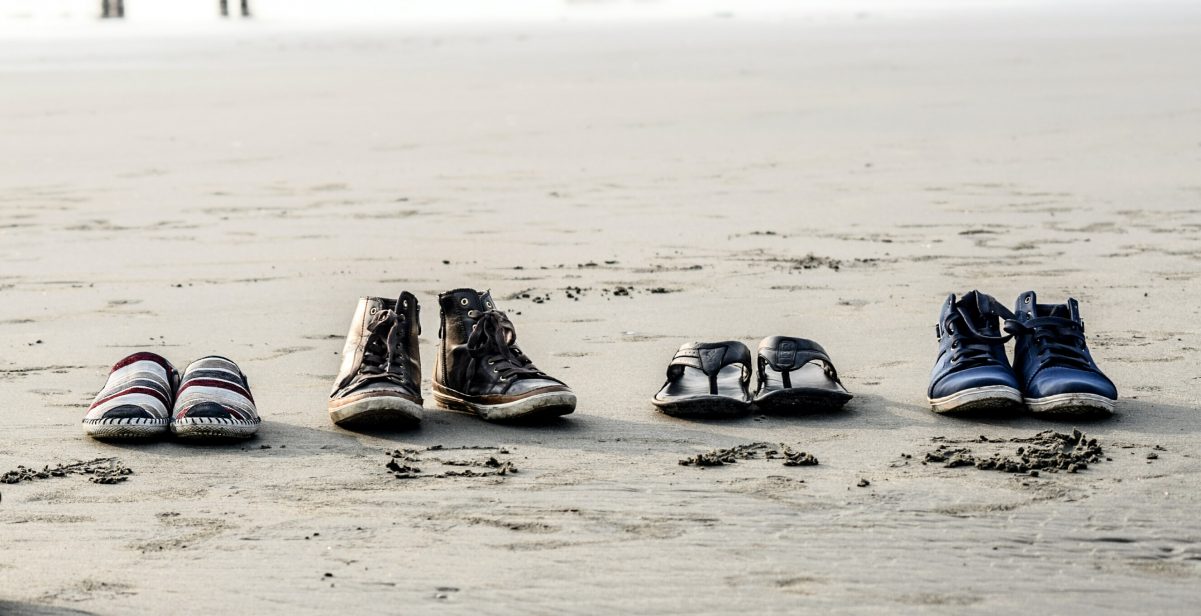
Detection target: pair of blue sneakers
<box><xmin>928</xmin><ymin>290</ymin><xmax>1117</xmax><ymax>417</ymax></box>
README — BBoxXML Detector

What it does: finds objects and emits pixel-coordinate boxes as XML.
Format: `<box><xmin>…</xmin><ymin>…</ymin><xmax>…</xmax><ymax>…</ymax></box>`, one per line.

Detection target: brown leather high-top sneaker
<box><xmin>328</xmin><ymin>292</ymin><xmax>424</xmax><ymax>427</ymax></box>
<box><xmin>433</xmin><ymin>288</ymin><xmax>576</xmax><ymax>421</ymax></box>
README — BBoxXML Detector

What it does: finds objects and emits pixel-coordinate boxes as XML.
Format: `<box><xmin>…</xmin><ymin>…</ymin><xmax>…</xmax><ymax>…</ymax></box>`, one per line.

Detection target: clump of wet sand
<box><xmin>678</xmin><ymin>442</ymin><xmax>819</xmax><ymax>468</ymax></box>
<box><xmin>509</xmin><ymin>285</ymin><xmax>679</xmax><ymax>305</ymax></box>
<box><xmin>1</xmin><ymin>457</ymin><xmax>132</xmax><ymax>485</ymax></box>
<box><xmin>385</xmin><ymin>445</ymin><xmax>518</xmax><ymax>479</ymax></box>
<box><xmin>923</xmin><ymin>429</ymin><xmax>1106</xmax><ymax>475</ymax></box>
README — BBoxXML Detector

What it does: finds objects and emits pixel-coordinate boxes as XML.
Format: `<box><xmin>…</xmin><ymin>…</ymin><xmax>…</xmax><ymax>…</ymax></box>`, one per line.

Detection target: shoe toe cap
<box><xmin>504</xmin><ymin>378</ymin><xmax>570</xmax><ymax>395</ymax></box>
<box><xmin>930</xmin><ymin>367</ymin><xmax>1019</xmax><ymax>399</ymax></box>
<box><xmin>176</xmin><ymin>401</ymin><xmax>260</xmax><ymax>423</ymax></box>
<box><xmin>97</xmin><ymin>404</ymin><xmax>158</xmax><ymax>420</ymax></box>
<box><xmin>341</xmin><ymin>381</ymin><xmax>420</xmax><ymax>399</ymax></box>
<box><xmin>178</xmin><ymin>402</ymin><xmax>237</xmax><ymax>419</ymax></box>
<box><xmin>1026</xmin><ymin>367</ymin><xmax>1117</xmax><ymax>399</ymax></box>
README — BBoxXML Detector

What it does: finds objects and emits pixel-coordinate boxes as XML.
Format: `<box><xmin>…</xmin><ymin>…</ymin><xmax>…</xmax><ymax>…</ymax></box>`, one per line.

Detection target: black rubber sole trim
<box><xmin>653</xmin><ymin>395</ymin><xmax>752</xmax><ymax>418</ymax></box>
<box><xmin>753</xmin><ymin>388</ymin><xmax>852</xmax><ymax>414</ymax></box>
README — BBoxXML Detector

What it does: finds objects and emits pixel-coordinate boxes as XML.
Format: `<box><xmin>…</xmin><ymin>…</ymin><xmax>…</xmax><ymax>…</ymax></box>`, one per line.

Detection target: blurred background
<box><xmin>10</xmin><ymin>0</ymin><xmax>833</xmax><ymax>25</ymax></box>
<box><xmin>1</xmin><ymin>0</ymin><xmax>1094</xmax><ymax>29</ymax></box>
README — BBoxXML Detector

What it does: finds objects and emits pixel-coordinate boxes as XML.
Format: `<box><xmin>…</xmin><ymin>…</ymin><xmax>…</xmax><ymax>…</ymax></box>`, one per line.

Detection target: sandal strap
<box><xmin>757</xmin><ymin>337</ymin><xmax>842</xmax><ymax>386</ymax></box>
<box><xmin>667</xmin><ymin>341</ymin><xmax>751</xmax><ymax>395</ymax></box>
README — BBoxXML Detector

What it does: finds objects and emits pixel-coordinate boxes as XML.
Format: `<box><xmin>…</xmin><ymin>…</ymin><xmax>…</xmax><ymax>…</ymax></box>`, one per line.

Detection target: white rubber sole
<box><xmin>329</xmin><ymin>396</ymin><xmax>423</xmax><ymax>427</ymax></box>
<box><xmin>171</xmin><ymin>416</ymin><xmax>260</xmax><ymax>440</ymax></box>
<box><xmin>929</xmin><ymin>385</ymin><xmax>1022</xmax><ymax>414</ymax></box>
<box><xmin>434</xmin><ymin>388</ymin><xmax>576</xmax><ymax>421</ymax></box>
<box><xmin>83</xmin><ymin>418</ymin><xmax>169</xmax><ymax>440</ymax></box>
<box><xmin>1025</xmin><ymin>392</ymin><xmax>1114</xmax><ymax>417</ymax></box>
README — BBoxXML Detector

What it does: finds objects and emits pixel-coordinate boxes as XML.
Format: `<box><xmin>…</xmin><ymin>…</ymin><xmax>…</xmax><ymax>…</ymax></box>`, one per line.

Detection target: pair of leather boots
<box><xmin>328</xmin><ymin>288</ymin><xmax>576</xmax><ymax>427</ymax></box>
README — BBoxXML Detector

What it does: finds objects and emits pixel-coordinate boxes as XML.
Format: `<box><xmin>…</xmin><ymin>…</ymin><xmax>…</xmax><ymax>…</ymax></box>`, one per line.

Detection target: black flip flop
<box><xmin>652</xmin><ymin>341</ymin><xmax>753</xmax><ymax>418</ymax></box>
<box><xmin>753</xmin><ymin>336</ymin><xmax>852</xmax><ymax>412</ymax></box>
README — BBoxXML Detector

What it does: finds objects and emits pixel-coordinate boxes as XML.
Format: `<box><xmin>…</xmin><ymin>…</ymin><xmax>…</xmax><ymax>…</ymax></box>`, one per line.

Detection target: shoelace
<box><xmin>944</xmin><ymin>298</ymin><xmax>1015</xmax><ymax>370</ymax></box>
<box><xmin>1004</xmin><ymin>317</ymin><xmax>1093</xmax><ymax>371</ymax></box>
<box><xmin>466</xmin><ymin>310</ymin><xmax>551</xmax><ymax>382</ymax></box>
<box><xmin>355</xmin><ymin>303</ymin><xmax>408</xmax><ymax>385</ymax></box>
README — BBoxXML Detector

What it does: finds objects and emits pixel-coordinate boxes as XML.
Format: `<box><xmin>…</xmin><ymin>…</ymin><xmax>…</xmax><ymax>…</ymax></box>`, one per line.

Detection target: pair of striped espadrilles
<box><xmin>83</xmin><ymin>352</ymin><xmax>261</xmax><ymax>441</ymax></box>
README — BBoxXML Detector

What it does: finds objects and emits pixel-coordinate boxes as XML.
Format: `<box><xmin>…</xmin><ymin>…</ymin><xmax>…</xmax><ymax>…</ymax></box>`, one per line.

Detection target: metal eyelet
<box><xmin>485</xmin><ymin>301</ymin><xmax>493</xmax><ymax>309</ymax></box>
<box><xmin>1024</xmin><ymin>296</ymin><xmax>1031</xmax><ymax>304</ymax></box>
<box><xmin>460</xmin><ymin>298</ymin><xmax>469</xmax><ymax>306</ymax></box>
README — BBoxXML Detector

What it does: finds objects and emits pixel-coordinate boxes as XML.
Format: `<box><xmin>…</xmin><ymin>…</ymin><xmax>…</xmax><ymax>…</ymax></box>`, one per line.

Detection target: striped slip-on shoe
<box><xmin>171</xmin><ymin>356</ymin><xmax>261</xmax><ymax>441</ymax></box>
<box><xmin>83</xmin><ymin>352</ymin><xmax>178</xmax><ymax>440</ymax></box>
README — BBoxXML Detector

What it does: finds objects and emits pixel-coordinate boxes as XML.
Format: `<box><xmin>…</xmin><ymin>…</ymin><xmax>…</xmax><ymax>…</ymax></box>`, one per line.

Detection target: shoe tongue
<box><xmin>954</xmin><ymin>291</ymin><xmax>996</xmax><ymax>332</ymax></box>
<box><xmin>478</xmin><ymin>290</ymin><xmax>498</xmax><ymax>311</ymax></box>
<box><xmin>365</xmin><ymin>296</ymin><xmax>391</xmax><ymax>314</ymax></box>
<box><xmin>440</xmin><ymin>288</ymin><xmax>484</xmax><ymax>312</ymax></box>
<box><xmin>1046</xmin><ymin>298</ymin><xmax>1080</xmax><ymax>321</ymax></box>
<box><xmin>967</xmin><ymin>291</ymin><xmax>991</xmax><ymax>315</ymax></box>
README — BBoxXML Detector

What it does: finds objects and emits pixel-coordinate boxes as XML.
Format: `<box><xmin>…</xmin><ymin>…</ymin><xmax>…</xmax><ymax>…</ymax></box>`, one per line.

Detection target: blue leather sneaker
<box><xmin>1006</xmin><ymin>291</ymin><xmax>1117</xmax><ymax>417</ymax></box>
<box><xmin>927</xmin><ymin>291</ymin><xmax>1022</xmax><ymax>414</ymax></box>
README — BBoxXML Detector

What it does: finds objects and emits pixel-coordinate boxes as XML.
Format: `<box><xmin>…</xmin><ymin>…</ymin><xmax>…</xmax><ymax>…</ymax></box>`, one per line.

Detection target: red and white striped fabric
<box><xmin>83</xmin><ymin>352</ymin><xmax>177</xmax><ymax>439</ymax></box>
<box><xmin>171</xmin><ymin>356</ymin><xmax>261</xmax><ymax>440</ymax></box>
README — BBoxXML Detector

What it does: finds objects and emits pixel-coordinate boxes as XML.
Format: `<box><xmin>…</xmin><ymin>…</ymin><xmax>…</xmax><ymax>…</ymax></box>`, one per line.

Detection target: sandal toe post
<box><xmin>653</xmin><ymin>341</ymin><xmax>753</xmax><ymax>418</ymax></box>
<box><xmin>753</xmin><ymin>336</ymin><xmax>852</xmax><ymax>413</ymax></box>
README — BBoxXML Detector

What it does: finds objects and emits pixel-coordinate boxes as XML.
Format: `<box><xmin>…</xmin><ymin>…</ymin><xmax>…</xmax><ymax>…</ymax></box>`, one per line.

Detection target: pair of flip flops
<box><xmin>652</xmin><ymin>336</ymin><xmax>851</xmax><ymax>417</ymax></box>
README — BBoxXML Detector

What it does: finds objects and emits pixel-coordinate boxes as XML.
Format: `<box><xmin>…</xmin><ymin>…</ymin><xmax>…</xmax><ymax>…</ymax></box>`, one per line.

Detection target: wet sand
<box><xmin>2</xmin><ymin>3</ymin><xmax>1201</xmax><ymax>613</ymax></box>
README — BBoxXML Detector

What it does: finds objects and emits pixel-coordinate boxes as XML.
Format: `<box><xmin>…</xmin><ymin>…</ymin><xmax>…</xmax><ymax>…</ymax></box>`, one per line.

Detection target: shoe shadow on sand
<box><xmin>401</xmin><ymin>407</ymin><xmax>583</xmax><ymax>437</ymax></box>
<box><xmin>0</xmin><ymin>601</ymin><xmax>97</xmax><ymax>616</ymax></box>
<box><xmin>670</xmin><ymin>392</ymin><xmax>1201</xmax><ymax>438</ymax></box>
<box><xmin>729</xmin><ymin>392</ymin><xmax>925</xmax><ymax>431</ymax></box>
<box><xmin>1072</xmin><ymin>398</ymin><xmax>1201</xmax><ymax>435</ymax></box>
<box><xmin>86</xmin><ymin>420</ymin><xmax>362</xmax><ymax>458</ymax></box>
<box><xmin>902</xmin><ymin>396</ymin><xmax>1201</xmax><ymax>435</ymax></box>
<box><xmin>79</xmin><ymin>398</ymin><xmax>1201</xmax><ymax>462</ymax></box>
<box><xmin>332</xmin><ymin>406</ymin><xmax>576</xmax><ymax>438</ymax></box>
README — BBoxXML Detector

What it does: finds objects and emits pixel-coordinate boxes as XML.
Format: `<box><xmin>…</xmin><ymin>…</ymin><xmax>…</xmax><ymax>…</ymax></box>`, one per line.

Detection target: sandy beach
<box><xmin>2</xmin><ymin>2</ymin><xmax>1201</xmax><ymax>613</ymax></box>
